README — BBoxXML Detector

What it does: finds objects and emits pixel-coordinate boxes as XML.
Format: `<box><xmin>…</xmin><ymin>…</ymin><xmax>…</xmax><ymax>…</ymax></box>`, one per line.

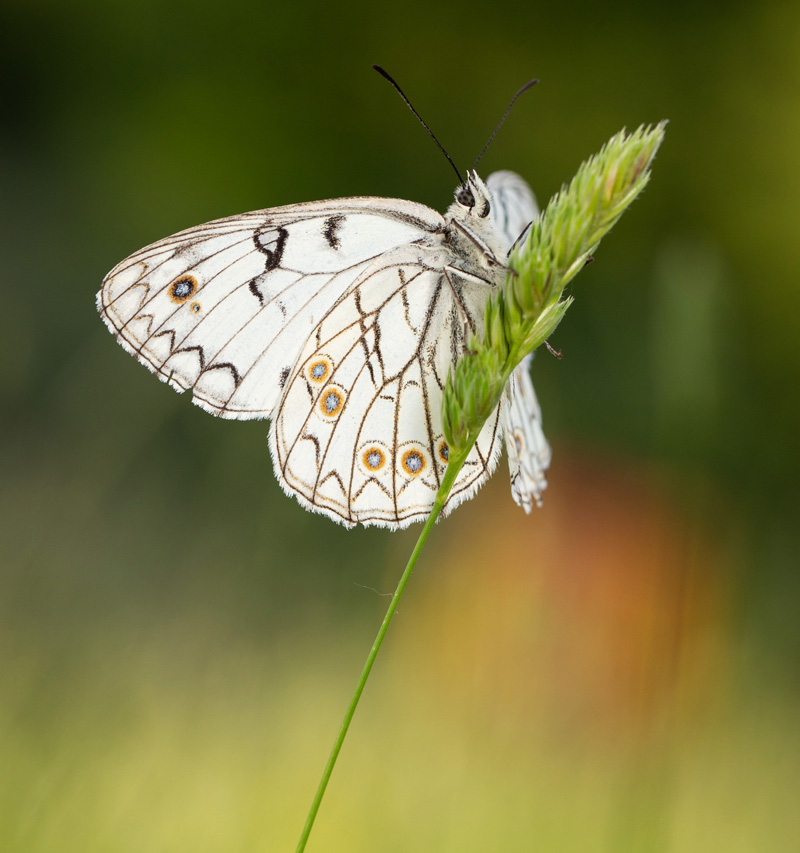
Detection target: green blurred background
<box><xmin>2</xmin><ymin>0</ymin><xmax>799</xmax><ymax>850</ymax></box>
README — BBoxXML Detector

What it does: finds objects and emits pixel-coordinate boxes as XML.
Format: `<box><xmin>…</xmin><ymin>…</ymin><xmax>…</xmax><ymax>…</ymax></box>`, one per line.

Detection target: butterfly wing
<box><xmin>100</xmin><ymin>172</ymin><xmax>549</xmax><ymax>528</ymax></box>
<box><xmin>503</xmin><ymin>354</ymin><xmax>551</xmax><ymax>512</ymax></box>
<box><xmin>484</xmin><ymin>172</ymin><xmax>553</xmax><ymax>509</ymax></box>
<box><xmin>486</xmin><ymin>170</ymin><xmax>538</xmax><ymax>249</ymax></box>
<box><xmin>98</xmin><ymin>197</ymin><xmax>443</xmax><ymax>420</ymax></box>
<box><xmin>271</xmin><ymin>249</ymin><xmax>504</xmax><ymax>528</ymax></box>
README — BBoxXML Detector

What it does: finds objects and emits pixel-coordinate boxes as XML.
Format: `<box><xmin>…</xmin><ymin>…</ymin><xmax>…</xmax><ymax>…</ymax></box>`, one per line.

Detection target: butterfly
<box><xmin>98</xmin><ymin>163</ymin><xmax>551</xmax><ymax>530</ymax></box>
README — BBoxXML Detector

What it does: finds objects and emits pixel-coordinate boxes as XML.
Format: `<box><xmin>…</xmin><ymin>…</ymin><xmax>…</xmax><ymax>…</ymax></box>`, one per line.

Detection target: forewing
<box><xmin>270</xmin><ymin>253</ymin><xmax>504</xmax><ymax>529</ymax></box>
<box><xmin>503</xmin><ymin>354</ymin><xmax>551</xmax><ymax>513</ymax></box>
<box><xmin>486</xmin><ymin>170</ymin><xmax>538</xmax><ymax>251</ymax></box>
<box><xmin>97</xmin><ymin>197</ymin><xmax>443</xmax><ymax>419</ymax></box>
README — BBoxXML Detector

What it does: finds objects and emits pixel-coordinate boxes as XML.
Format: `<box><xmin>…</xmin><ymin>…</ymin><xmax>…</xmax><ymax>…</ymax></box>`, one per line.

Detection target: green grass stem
<box><xmin>295</xmin><ymin>451</ymin><xmax>470</xmax><ymax>852</ymax></box>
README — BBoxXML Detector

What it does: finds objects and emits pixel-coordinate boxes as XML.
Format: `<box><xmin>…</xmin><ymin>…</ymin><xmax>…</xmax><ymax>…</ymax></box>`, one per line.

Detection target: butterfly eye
<box><xmin>478</xmin><ymin>200</ymin><xmax>491</xmax><ymax>218</ymax></box>
<box><xmin>456</xmin><ymin>186</ymin><xmax>475</xmax><ymax>208</ymax></box>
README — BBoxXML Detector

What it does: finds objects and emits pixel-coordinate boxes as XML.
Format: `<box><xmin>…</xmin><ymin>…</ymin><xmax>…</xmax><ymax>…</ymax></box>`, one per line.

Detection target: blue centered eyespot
<box><xmin>401</xmin><ymin>448</ymin><xmax>426</xmax><ymax>476</ymax></box>
<box><xmin>169</xmin><ymin>275</ymin><xmax>198</xmax><ymax>303</ymax></box>
<box><xmin>318</xmin><ymin>385</ymin><xmax>345</xmax><ymax>418</ymax></box>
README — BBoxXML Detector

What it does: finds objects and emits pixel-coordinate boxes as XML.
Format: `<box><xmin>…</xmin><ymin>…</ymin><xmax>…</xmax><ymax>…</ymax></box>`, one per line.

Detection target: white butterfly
<box><xmin>97</xmin><ymin>169</ymin><xmax>551</xmax><ymax>529</ymax></box>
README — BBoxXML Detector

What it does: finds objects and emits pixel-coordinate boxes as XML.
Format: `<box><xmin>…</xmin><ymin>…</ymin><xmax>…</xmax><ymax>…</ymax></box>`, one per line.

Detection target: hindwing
<box><xmin>271</xmin><ymin>251</ymin><xmax>504</xmax><ymax>528</ymax></box>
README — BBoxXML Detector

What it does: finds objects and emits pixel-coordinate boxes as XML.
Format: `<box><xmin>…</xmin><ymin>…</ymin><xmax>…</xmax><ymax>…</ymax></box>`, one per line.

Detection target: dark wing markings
<box><xmin>417</xmin><ymin>287</ymin><xmax>446</xmax><ymax>490</ymax></box>
<box><xmin>301</xmin><ymin>432</ymin><xmax>321</xmax><ymax>467</ymax></box>
<box><xmin>254</xmin><ymin>225</ymin><xmax>288</xmax><ymax>270</ymax></box>
<box><xmin>182</xmin><ymin>259</ymin><xmax>377</xmax><ymax>398</ymax></box>
<box><xmin>352</xmin><ymin>290</ymin><xmax>376</xmax><ymax>384</ymax></box>
<box><xmin>401</xmin><ymin>288</ymin><xmax>415</xmax><ymax>332</ymax></box>
<box><xmin>352</xmin><ymin>477</ymin><xmax>393</xmax><ymax>502</ymax></box>
<box><xmin>104</xmin><ymin>198</ymin><xmax>440</xmax><ymax>288</ymax></box>
<box><xmin>277</xmin><ymin>261</ymin><xmax>493</xmax><ymax>525</ymax></box>
<box><xmin>108</xmin><ymin>214</ymin><xmax>393</xmax><ymax>389</ymax></box>
<box><xmin>182</xmin><ymin>258</ymin><xmax>379</xmax><ymax>410</ymax></box>
<box><xmin>319</xmin><ymin>470</ymin><xmax>347</xmax><ymax>499</ymax></box>
<box><xmin>101</xmin><ymin>282</ymin><xmax>151</xmax><ymax>327</ymax></box>
<box><xmin>442</xmin><ymin>267</ymin><xmax>479</xmax><ymax>335</ymax></box>
<box><xmin>172</xmin><ymin>343</ymin><xmax>206</xmax><ymax>371</ymax></box>
<box><xmin>448</xmin><ymin>304</ymin><xmax>460</xmax><ymax>373</ymax></box>
<box><xmin>248</xmin><ymin>279</ymin><xmax>265</xmax><ymax>306</ymax></box>
<box><xmin>281</xmin><ymin>264</ymin><xmax>434</xmax><ymax>476</ymax></box>
<box><xmin>130</xmin><ymin>313</ymin><xmax>155</xmax><ymax>340</ymax></box>
<box><xmin>105</xmin><ymin>207</ymin><xmax>437</xmax><ymax>273</ymax></box>
<box><xmin>278</xmin><ymin>266</ymin><xmax>441</xmax><ymax>523</ymax></box>
<box><xmin>109</xmin><ymin>233</ymin><xmax>259</xmax><ymax>363</ymax></box>
<box><xmin>283</xmin><ymin>316</ymin><xmax>384</xmax><ymax>512</ymax></box>
<box><xmin>110</xmin><ymin>232</ymin><xmax>255</xmax><ymax>328</ymax></box>
<box><xmin>426</xmin><ymin>342</ymin><xmax>445</xmax><ymax>392</ymax></box>
<box><xmin>149</xmin><ymin>327</ymin><xmax>177</xmax><ymax>356</ymax></box>
<box><xmin>203</xmin><ymin>360</ymin><xmax>242</xmax><ymax>388</ymax></box>
<box><xmin>126</xmin><ymin>248</ymin><xmax>373</xmax><ymax>397</ymax></box>
<box><xmin>323</xmin><ymin>215</ymin><xmax>344</xmax><ymax>250</ymax></box>
<box><xmin>389</xmin><ymin>279</ymin><xmax>446</xmax><ymax>512</ymax></box>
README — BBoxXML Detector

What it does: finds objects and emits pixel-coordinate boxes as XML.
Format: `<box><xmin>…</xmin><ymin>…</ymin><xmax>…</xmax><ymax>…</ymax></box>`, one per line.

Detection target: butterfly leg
<box><xmin>441</xmin><ymin>267</ymin><xmax>481</xmax><ymax>353</ymax></box>
<box><xmin>544</xmin><ymin>340</ymin><xmax>562</xmax><ymax>359</ymax></box>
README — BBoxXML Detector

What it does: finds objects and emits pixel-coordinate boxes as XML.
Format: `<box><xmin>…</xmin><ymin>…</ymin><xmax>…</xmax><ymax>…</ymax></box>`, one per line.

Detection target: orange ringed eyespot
<box><xmin>437</xmin><ymin>441</ymin><xmax>449</xmax><ymax>463</ymax></box>
<box><xmin>362</xmin><ymin>447</ymin><xmax>385</xmax><ymax>471</ymax></box>
<box><xmin>308</xmin><ymin>358</ymin><xmax>331</xmax><ymax>383</ymax></box>
<box><xmin>401</xmin><ymin>448</ymin><xmax>426</xmax><ymax>476</ymax></box>
<box><xmin>319</xmin><ymin>387</ymin><xmax>344</xmax><ymax>418</ymax></box>
<box><xmin>168</xmin><ymin>275</ymin><xmax>198</xmax><ymax>303</ymax></box>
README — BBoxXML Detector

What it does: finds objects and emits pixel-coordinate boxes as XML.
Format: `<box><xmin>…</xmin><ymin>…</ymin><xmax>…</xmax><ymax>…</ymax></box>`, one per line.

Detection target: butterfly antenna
<box><xmin>373</xmin><ymin>65</ymin><xmax>464</xmax><ymax>186</ymax></box>
<box><xmin>472</xmin><ymin>79</ymin><xmax>538</xmax><ymax>172</ymax></box>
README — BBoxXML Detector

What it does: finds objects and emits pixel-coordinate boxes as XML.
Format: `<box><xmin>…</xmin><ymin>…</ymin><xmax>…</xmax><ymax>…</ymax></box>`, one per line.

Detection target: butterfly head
<box><xmin>445</xmin><ymin>170</ymin><xmax>514</xmax><ymax>265</ymax></box>
<box><xmin>454</xmin><ymin>171</ymin><xmax>492</xmax><ymax>220</ymax></box>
